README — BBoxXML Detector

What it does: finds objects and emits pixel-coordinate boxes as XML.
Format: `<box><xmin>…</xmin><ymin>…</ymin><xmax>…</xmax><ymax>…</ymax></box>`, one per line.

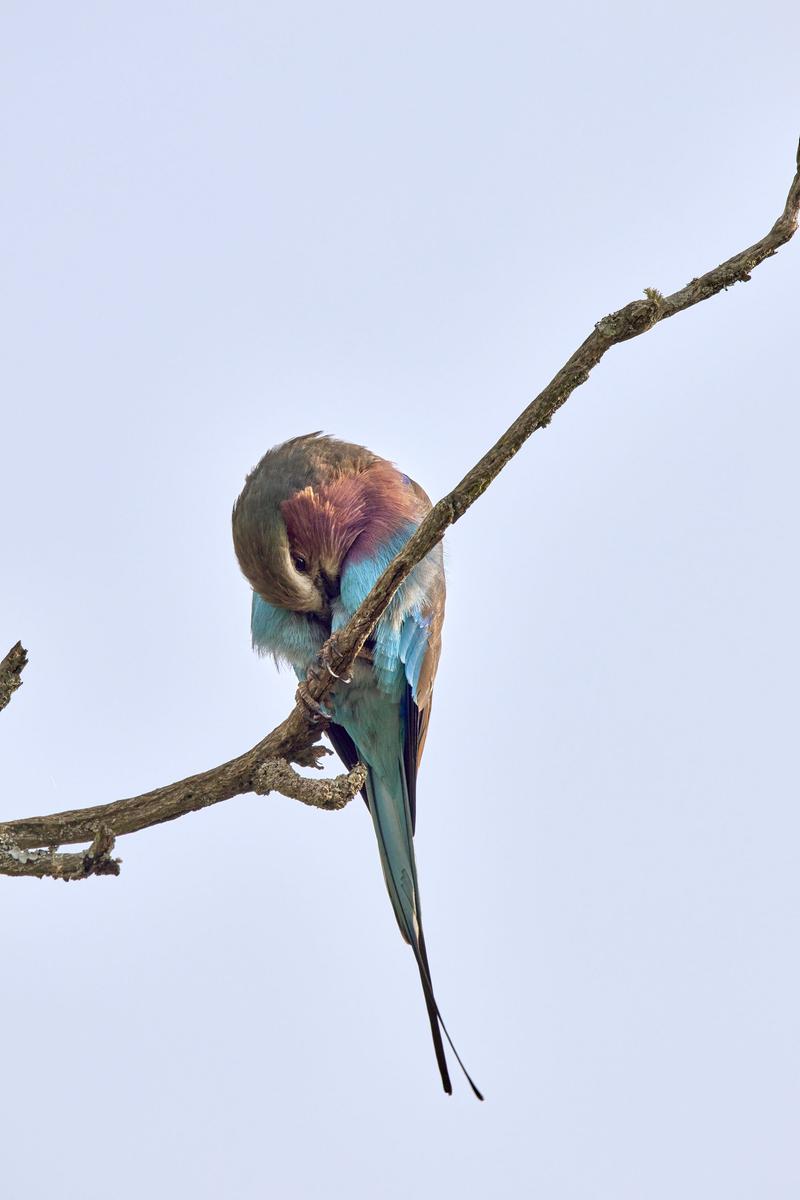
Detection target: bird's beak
<box><xmin>319</xmin><ymin>569</ymin><xmax>340</xmax><ymax>603</ymax></box>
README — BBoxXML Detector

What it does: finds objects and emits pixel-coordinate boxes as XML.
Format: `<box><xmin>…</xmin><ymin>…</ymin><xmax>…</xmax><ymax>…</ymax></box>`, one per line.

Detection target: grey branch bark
<box><xmin>2</xmin><ymin>139</ymin><xmax>798</xmax><ymax>880</ymax></box>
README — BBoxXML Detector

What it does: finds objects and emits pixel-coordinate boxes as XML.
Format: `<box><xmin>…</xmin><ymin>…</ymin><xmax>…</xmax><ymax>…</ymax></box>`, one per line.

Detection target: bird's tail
<box><xmin>364</xmin><ymin>762</ymin><xmax>483</xmax><ymax>1100</ymax></box>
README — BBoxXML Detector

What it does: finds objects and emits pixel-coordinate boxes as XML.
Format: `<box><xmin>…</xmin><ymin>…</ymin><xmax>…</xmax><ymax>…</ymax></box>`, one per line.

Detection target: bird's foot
<box><xmin>291</xmin><ymin>739</ymin><xmax>333</xmax><ymax>769</ymax></box>
<box><xmin>319</xmin><ymin>635</ymin><xmax>352</xmax><ymax>684</ymax></box>
<box><xmin>295</xmin><ymin>637</ymin><xmax>352</xmax><ymax>723</ymax></box>
<box><xmin>295</xmin><ymin>678</ymin><xmax>328</xmax><ymax>723</ymax></box>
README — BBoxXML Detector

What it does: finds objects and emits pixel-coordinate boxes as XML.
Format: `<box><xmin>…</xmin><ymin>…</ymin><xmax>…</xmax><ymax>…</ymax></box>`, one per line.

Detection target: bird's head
<box><xmin>276</xmin><ymin>481</ymin><xmax>370</xmax><ymax>612</ymax></box>
<box><xmin>232</xmin><ymin>434</ymin><xmax>379</xmax><ymax>615</ymax></box>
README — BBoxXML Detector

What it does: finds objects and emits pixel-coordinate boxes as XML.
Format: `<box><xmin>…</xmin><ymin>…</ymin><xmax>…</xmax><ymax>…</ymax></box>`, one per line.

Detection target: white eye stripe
<box><xmin>279</xmin><ymin>544</ymin><xmax>323</xmax><ymax>612</ymax></box>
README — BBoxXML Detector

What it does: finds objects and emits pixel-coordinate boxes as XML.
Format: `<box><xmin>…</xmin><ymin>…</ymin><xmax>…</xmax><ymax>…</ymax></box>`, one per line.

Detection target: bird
<box><xmin>232</xmin><ymin>432</ymin><xmax>482</xmax><ymax>1098</ymax></box>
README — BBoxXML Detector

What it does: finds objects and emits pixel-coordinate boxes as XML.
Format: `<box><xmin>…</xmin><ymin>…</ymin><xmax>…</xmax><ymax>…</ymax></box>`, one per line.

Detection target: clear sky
<box><xmin>2</xmin><ymin>3</ymin><xmax>799</xmax><ymax>1197</ymax></box>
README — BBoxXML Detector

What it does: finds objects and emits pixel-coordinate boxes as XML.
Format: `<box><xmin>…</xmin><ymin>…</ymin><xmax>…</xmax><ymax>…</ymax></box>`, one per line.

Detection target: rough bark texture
<box><xmin>2</xmin><ymin>139</ymin><xmax>798</xmax><ymax>880</ymax></box>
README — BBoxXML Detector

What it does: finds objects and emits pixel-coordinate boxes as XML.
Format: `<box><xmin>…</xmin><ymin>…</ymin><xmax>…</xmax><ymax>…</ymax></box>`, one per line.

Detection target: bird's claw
<box><xmin>323</xmin><ymin>659</ymin><xmax>351</xmax><ymax>683</ymax></box>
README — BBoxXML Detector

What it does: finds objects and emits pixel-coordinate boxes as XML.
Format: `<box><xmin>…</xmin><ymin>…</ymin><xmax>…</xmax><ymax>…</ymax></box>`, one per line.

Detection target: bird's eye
<box><xmin>293</xmin><ymin>554</ymin><xmax>307</xmax><ymax>573</ymax></box>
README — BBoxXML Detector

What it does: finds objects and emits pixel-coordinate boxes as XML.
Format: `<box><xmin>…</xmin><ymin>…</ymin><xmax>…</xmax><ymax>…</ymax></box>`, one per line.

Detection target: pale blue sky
<box><xmin>2</xmin><ymin>3</ymin><xmax>799</xmax><ymax>1197</ymax></box>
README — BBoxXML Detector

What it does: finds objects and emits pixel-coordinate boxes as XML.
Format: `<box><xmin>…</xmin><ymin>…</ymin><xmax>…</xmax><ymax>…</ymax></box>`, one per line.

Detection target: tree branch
<box><xmin>2</xmin><ymin>139</ymin><xmax>798</xmax><ymax>877</ymax></box>
<box><xmin>0</xmin><ymin>642</ymin><xmax>27</xmax><ymax>714</ymax></box>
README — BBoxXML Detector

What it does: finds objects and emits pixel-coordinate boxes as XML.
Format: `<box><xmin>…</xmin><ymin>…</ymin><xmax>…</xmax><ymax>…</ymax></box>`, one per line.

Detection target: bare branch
<box><xmin>2</xmin><ymin>138</ymin><xmax>798</xmax><ymax>875</ymax></box>
<box><xmin>0</xmin><ymin>643</ymin><xmax>27</xmax><ymax>714</ymax></box>
<box><xmin>0</xmin><ymin>726</ymin><xmax>331</xmax><ymax>853</ymax></box>
<box><xmin>316</xmin><ymin>139</ymin><xmax>800</xmax><ymax>688</ymax></box>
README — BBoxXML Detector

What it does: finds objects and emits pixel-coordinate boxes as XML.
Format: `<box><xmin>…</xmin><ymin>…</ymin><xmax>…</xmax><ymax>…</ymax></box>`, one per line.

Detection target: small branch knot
<box><xmin>596</xmin><ymin>295</ymin><xmax>663</xmax><ymax>342</ymax></box>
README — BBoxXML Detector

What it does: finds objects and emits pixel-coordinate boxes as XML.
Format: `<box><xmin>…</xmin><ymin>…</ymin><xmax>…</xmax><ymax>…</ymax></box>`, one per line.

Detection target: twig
<box><xmin>1</xmin><ymin>139</ymin><xmax>798</xmax><ymax>876</ymax></box>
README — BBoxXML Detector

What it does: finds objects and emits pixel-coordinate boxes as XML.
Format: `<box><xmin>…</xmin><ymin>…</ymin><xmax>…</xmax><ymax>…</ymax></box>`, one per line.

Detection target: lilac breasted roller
<box><xmin>232</xmin><ymin>433</ymin><xmax>481</xmax><ymax>1098</ymax></box>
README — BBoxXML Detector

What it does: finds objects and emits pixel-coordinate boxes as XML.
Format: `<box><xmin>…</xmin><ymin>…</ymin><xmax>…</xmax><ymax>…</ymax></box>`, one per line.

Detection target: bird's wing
<box><xmin>398</xmin><ymin>563</ymin><xmax>445</xmax><ymax>832</ymax></box>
